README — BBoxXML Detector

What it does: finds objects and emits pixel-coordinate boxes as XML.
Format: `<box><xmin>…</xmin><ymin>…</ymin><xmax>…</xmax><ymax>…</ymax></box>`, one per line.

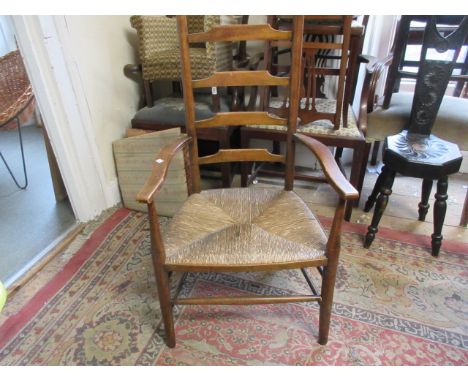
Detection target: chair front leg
<box><xmin>148</xmin><ymin>202</ymin><xmax>176</xmax><ymax>347</ymax></box>
<box><xmin>431</xmin><ymin>176</ymin><xmax>448</xmax><ymax>257</ymax></box>
<box><xmin>319</xmin><ymin>198</ymin><xmax>346</xmax><ymax>345</ymax></box>
<box><xmin>364</xmin><ymin>165</ymin><xmax>396</xmax><ymax>248</ymax></box>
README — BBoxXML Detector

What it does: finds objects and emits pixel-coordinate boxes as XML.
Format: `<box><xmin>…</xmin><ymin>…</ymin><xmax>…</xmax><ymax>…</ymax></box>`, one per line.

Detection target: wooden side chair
<box><xmin>358</xmin><ymin>15</ymin><xmax>468</xmax><ymax>228</ymax></box>
<box><xmin>240</xmin><ymin>16</ymin><xmax>367</xmax><ymax>221</ymax></box>
<box><xmin>360</xmin><ymin>16</ymin><xmax>468</xmax><ymax>167</ymax></box>
<box><xmin>136</xmin><ymin>15</ymin><xmax>359</xmax><ymax>348</ymax></box>
<box><xmin>0</xmin><ymin>50</ymin><xmax>35</xmax><ymax>190</ymax></box>
<box><xmin>363</xmin><ymin>16</ymin><xmax>468</xmax><ymax>257</ymax></box>
<box><xmin>125</xmin><ymin>15</ymin><xmax>246</xmax><ymax>187</ymax></box>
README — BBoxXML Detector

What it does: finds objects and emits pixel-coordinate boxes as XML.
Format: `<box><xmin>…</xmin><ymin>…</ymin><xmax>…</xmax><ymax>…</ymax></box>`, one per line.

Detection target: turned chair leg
<box><xmin>431</xmin><ymin>176</ymin><xmax>448</xmax><ymax>257</ymax></box>
<box><xmin>364</xmin><ymin>166</ymin><xmax>396</xmax><ymax>248</ymax></box>
<box><xmin>418</xmin><ymin>179</ymin><xmax>433</xmax><ymax>221</ymax></box>
<box><xmin>364</xmin><ymin>166</ymin><xmax>386</xmax><ymax>212</ymax></box>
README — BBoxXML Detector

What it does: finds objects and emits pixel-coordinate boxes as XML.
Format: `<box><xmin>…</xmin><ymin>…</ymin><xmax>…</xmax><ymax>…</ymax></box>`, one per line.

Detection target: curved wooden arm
<box><xmin>136</xmin><ymin>136</ymin><xmax>192</xmax><ymax>204</ymax></box>
<box><xmin>294</xmin><ymin>133</ymin><xmax>359</xmax><ymax>201</ymax></box>
<box><xmin>357</xmin><ymin>54</ymin><xmax>393</xmax><ymax>135</ymax></box>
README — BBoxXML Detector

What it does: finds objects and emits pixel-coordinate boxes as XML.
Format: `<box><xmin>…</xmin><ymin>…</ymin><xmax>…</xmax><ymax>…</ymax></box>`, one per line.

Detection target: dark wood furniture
<box><xmin>137</xmin><ymin>16</ymin><xmax>359</xmax><ymax>348</ymax></box>
<box><xmin>365</xmin><ymin>16</ymin><xmax>468</xmax><ymax>166</ymax></box>
<box><xmin>240</xmin><ymin>16</ymin><xmax>368</xmax><ymax>221</ymax></box>
<box><xmin>125</xmin><ymin>16</ymin><xmax>249</xmax><ymax>187</ymax></box>
<box><xmin>363</xmin><ymin>16</ymin><xmax>468</xmax><ymax>257</ymax></box>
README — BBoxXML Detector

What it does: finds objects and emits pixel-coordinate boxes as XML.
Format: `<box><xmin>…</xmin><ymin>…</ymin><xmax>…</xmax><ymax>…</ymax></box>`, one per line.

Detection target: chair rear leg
<box><xmin>418</xmin><ymin>178</ymin><xmax>433</xmax><ymax>221</ymax></box>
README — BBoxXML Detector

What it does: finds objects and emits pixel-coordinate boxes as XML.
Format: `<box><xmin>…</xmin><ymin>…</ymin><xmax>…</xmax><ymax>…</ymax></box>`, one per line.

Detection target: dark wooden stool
<box><xmin>363</xmin><ymin>16</ymin><xmax>468</xmax><ymax>257</ymax></box>
<box><xmin>363</xmin><ymin>131</ymin><xmax>463</xmax><ymax>256</ymax></box>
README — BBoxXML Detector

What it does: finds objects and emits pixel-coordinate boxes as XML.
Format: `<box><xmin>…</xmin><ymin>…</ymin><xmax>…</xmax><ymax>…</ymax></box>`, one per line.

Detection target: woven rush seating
<box><xmin>164</xmin><ymin>188</ymin><xmax>327</xmax><ymax>268</ymax></box>
<box><xmin>137</xmin><ymin>15</ymin><xmax>359</xmax><ymax>348</ymax></box>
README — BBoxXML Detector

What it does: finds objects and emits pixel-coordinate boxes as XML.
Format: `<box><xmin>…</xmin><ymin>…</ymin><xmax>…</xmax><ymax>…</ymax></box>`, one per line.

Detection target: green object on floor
<box><xmin>0</xmin><ymin>280</ymin><xmax>7</xmax><ymax>312</ymax></box>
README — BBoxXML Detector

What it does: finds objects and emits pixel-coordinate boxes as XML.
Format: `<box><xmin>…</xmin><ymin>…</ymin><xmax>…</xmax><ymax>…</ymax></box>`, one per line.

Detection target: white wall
<box><xmin>0</xmin><ymin>16</ymin><xmax>16</xmax><ymax>56</ymax></box>
<box><xmin>63</xmin><ymin>16</ymin><xmax>140</xmax><ymax>183</ymax></box>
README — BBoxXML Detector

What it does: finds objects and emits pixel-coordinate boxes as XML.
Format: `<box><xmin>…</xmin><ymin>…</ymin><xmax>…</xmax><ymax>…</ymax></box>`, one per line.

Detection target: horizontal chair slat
<box><xmin>195</xmin><ymin>111</ymin><xmax>288</xmax><ymax>128</ymax></box>
<box><xmin>192</xmin><ymin>70</ymin><xmax>289</xmax><ymax>88</ymax></box>
<box><xmin>198</xmin><ymin>148</ymin><xmax>285</xmax><ymax>165</ymax></box>
<box><xmin>188</xmin><ymin>24</ymin><xmax>293</xmax><ymax>43</ymax></box>
<box><xmin>303</xmin><ymin>41</ymin><xmax>344</xmax><ymax>50</ymax></box>
<box><xmin>174</xmin><ymin>295</ymin><xmax>321</xmax><ymax>305</ymax></box>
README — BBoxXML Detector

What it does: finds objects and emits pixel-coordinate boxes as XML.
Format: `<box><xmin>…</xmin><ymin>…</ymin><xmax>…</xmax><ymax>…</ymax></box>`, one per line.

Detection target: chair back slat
<box><xmin>188</xmin><ymin>24</ymin><xmax>292</xmax><ymax>43</ymax></box>
<box><xmin>195</xmin><ymin>111</ymin><xmax>288</xmax><ymax>128</ymax></box>
<box><xmin>192</xmin><ymin>70</ymin><xmax>289</xmax><ymax>88</ymax></box>
<box><xmin>198</xmin><ymin>149</ymin><xmax>286</xmax><ymax>165</ymax></box>
<box><xmin>261</xmin><ymin>15</ymin><xmax>352</xmax><ymax>130</ymax></box>
<box><xmin>303</xmin><ymin>41</ymin><xmax>343</xmax><ymax>50</ymax></box>
<box><xmin>177</xmin><ymin>15</ymin><xmax>304</xmax><ymax>193</ymax></box>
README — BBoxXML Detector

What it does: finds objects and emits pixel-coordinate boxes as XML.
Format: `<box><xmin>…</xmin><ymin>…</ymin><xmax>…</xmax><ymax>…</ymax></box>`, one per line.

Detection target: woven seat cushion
<box><xmin>164</xmin><ymin>187</ymin><xmax>328</xmax><ymax>267</ymax></box>
<box><xmin>133</xmin><ymin>94</ymin><xmax>230</xmax><ymax>126</ymax></box>
<box><xmin>366</xmin><ymin>92</ymin><xmax>468</xmax><ymax>150</ymax></box>
<box><xmin>248</xmin><ymin>98</ymin><xmax>362</xmax><ymax>138</ymax></box>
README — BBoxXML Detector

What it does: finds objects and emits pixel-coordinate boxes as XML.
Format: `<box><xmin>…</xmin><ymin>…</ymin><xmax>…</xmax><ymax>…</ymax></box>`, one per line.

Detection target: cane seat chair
<box><xmin>0</xmin><ymin>50</ymin><xmax>35</xmax><ymax>190</ymax></box>
<box><xmin>137</xmin><ymin>15</ymin><xmax>359</xmax><ymax>348</ymax></box>
<box><xmin>240</xmin><ymin>16</ymin><xmax>367</xmax><ymax>221</ymax></box>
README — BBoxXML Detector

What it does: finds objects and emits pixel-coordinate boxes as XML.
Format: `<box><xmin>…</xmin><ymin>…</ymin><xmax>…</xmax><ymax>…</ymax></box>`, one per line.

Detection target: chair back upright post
<box><xmin>407</xmin><ymin>16</ymin><xmax>468</xmax><ymax>135</ymax></box>
<box><xmin>260</xmin><ymin>16</ymin><xmax>353</xmax><ymax>130</ymax></box>
<box><xmin>177</xmin><ymin>15</ymin><xmax>305</xmax><ymax>193</ymax></box>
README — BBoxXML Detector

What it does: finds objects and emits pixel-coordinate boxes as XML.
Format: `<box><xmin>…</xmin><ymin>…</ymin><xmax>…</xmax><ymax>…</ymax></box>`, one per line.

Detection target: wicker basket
<box><xmin>0</xmin><ymin>50</ymin><xmax>35</xmax><ymax>129</ymax></box>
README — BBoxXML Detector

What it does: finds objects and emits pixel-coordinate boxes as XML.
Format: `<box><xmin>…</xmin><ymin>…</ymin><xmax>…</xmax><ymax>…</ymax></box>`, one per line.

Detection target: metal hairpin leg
<box><xmin>0</xmin><ymin>116</ymin><xmax>28</xmax><ymax>189</ymax></box>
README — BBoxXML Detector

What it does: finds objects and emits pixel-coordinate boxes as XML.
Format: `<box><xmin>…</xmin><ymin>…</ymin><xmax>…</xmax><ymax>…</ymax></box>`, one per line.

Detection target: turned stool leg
<box><xmin>431</xmin><ymin>176</ymin><xmax>448</xmax><ymax>257</ymax></box>
<box><xmin>418</xmin><ymin>179</ymin><xmax>433</xmax><ymax>221</ymax></box>
<box><xmin>364</xmin><ymin>166</ymin><xmax>396</xmax><ymax>248</ymax></box>
<box><xmin>364</xmin><ymin>167</ymin><xmax>386</xmax><ymax>212</ymax></box>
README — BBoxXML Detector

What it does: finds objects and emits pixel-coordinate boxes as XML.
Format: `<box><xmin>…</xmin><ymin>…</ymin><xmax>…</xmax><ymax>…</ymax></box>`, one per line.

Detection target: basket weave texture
<box><xmin>130</xmin><ymin>15</ymin><xmax>236</xmax><ymax>81</ymax></box>
<box><xmin>164</xmin><ymin>187</ymin><xmax>328</xmax><ymax>267</ymax></box>
<box><xmin>0</xmin><ymin>50</ymin><xmax>34</xmax><ymax>127</ymax></box>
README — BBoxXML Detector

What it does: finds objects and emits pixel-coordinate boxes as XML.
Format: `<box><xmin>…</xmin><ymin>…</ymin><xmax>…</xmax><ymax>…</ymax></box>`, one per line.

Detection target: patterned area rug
<box><xmin>0</xmin><ymin>208</ymin><xmax>467</xmax><ymax>365</ymax></box>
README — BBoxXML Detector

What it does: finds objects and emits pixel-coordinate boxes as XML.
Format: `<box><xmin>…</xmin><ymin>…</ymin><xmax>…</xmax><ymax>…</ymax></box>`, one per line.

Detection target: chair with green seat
<box><xmin>125</xmin><ymin>15</ymin><xmax>247</xmax><ymax>187</ymax></box>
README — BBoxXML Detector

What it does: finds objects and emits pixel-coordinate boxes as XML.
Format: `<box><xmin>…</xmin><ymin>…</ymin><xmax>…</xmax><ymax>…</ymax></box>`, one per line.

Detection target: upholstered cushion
<box><xmin>133</xmin><ymin>94</ymin><xmax>230</xmax><ymax>126</ymax></box>
<box><xmin>248</xmin><ymin>98</ymin><xmax>362</xmax><ymax>138</ymax></box>
<box><xmin>164</xmin><ymin>187</ymin><xmax>328</xmax><ymax>267</ymax></box>
<box><xmin>130</xmin><ymin>16</ymin><xmax>236</xmax><ymax>81</ymax></box>
<box><xmin>367</xmin><ymin>92</ymin><xmax>468</xmax><ymax>150</ymax></box>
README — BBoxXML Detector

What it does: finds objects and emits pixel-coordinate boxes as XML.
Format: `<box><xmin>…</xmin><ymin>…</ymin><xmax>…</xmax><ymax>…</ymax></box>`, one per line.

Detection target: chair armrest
<box><xmin>357</xmin><ymin>54</ymin><xmax>393</xmax><ymax>135</ymax></box>
<box><xmin>136</xmin><ymin>135</ymin><xmax>192</xmax><ymax>204</ymax></box>
<box><xmin>294</xmin><ymin>133</ymin><xmax>359</xmax><ymax>201</ymax></box>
